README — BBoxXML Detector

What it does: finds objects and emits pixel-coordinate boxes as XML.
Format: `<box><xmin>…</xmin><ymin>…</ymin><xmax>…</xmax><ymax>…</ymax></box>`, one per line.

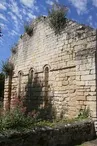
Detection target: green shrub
<box><xmin>11</xmin><ymin>44</ymin><xmax>17</xmax><ymax>54</ymax></box>
<box><xmin>20</xmin><ymin>35</ymin><xmax>23</xmax><ymax>39</ymax></box>
<box><xmin>0</xmin><ymin>96</ymin><xmax>34</xmax><ymax>130</ymax></box>
<box><xmin>34</xmin><ymin>120</ymin><xmax>54</xmax><ymax>127</ymax></box>
<box><xmin>0</xmin><ymin>106</ymin><xmax>91</xmax><ymax>131</ymax></box>
<box><xmin>24</xmin><ymin>24</ymin><xmax>33</xmax><ymax>36</ymax></box>
<box><xmin>1</xmin><ymin>108</ymin><xmax>34</xmax><ymax>130</ymax></box>
<box><xmin>28</xmin><ymin>105</ymin><xmax>56</xmax><ymax>122</ymax></box>
<box><xmin>2</xmin><ymin>61</ymin><xmax>14</xmax><ymax>77</ymax></box>
<box><xmin>0</xmin><ymin>94</ymin><xmax>91</xmax><ymax>131</ymax></box>
<box><xmin>77</xmin><ymin>107</ymin><xmax>90</xmax><ymax>119</ymax></box>
<box><xmin>11</xmin><ymin>48</ymin><xmax>17</xmax><ymax>54</ymax></box>
<box><xmin>48</xmin><ymin>2</ymin><xmax>68</xmax><ymax>34</ymax></box>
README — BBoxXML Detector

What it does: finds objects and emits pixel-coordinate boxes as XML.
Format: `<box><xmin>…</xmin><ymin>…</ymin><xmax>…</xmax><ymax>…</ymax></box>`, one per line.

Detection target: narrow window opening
<box><xmin>28</xmin><ymin>69</ymin><xmax>33</xmax><ymax>98</ymax></box>
<box><xmin>29</xmin><ymin>69</ymin><xmax>33</xmax><ymax>84</ymax></box>
<box><xmin>44</xmin><ymin>66</ymin><xmax>49</xmax><ymax>107</ymax></box>
<box><xmin>18</xmin><ymin>71</ymin><xmax>22</xmax><ymax>98</ymax></box>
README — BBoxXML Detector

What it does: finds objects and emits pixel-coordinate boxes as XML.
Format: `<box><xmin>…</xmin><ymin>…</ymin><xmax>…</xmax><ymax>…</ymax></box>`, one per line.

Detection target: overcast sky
<box><xmin>0</xmin><ymin>0</ymin><xmax>97</xmax><ymax>65</ymax></box>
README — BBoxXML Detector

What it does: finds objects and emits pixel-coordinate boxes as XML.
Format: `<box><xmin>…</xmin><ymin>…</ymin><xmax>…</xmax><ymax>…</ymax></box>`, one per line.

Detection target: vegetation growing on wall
<box><xmin>23</xmin><ymin>2</ymin><xmax>68</xmax><ymax>36</ymax></box>
<box><xmin>2</xmin><ymin>61</ymin><xmax>14</xmax><ymax>77</ymax></box>
<box><xmin>77</xmin><ymin>107</ymin><xmax>91</xmax><ymax>119</ymax></box>
<box><xmin>0</xmin><ymin>94</ymin><xmax>91</xmax><ymax>131</ymax></box>
<box><xmin>20</xmin><ymin>35</ymin><xmax>23</xmax><ymax>39</ymax></box>
<box><xmin>48</xmin><ymin>2</ymin><xmax>68</xmax><ymax>34</ymax></box>
<box><xmin>24</xmin><ymin>24</ymin><xmax>33</xmax><ymax>36</ymax></box>
<box><xmin>0</xmin><ymin>105</ymin><xmax>90</xmax><ymax>131</ymax></box>
<box><xmin>11</xmin><ymin>44</ymin><xmax>17</xmax><ymax>54</ymax></box>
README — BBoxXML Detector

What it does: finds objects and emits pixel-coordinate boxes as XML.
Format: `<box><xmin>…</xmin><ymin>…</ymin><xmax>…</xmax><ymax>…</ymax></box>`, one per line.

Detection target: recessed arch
<box><xmin>43</xmin><ymin>64</ymin><xmax>51</xmax><ymax>72</ymax></box>
<box><xmin>28</xmin><ymin>68</ymin><xmax>34</xmax><ymax>84</ymax></box>
<box><xmin>43</xmin><ymin>65</ymin><xmax>50</xmax><ymax>107</ymax></box>
<box><xmin>18</xmin><ymin>71</ymin><xmax>23</xmax><ymax>98</ymax></box>
<box><xmin>18</xmin><ymin>71</ymin><xmax>23</xmax><ymax>76</ymax></box>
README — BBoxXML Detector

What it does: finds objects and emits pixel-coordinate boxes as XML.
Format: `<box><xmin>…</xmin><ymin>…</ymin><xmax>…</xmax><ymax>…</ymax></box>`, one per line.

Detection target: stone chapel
<box><xmin>4</xmin><ymin>16</ymin><xmax>97</xmax><ymax>119</ymax></box>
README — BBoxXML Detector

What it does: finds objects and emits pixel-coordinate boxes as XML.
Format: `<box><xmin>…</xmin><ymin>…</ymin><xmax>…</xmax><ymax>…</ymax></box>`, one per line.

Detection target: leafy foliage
<box><xmin>0</xmin><ymin>94</ymin><xmax>90</xmax><ymax>131</ymax></box>
<box><xmin>0</xmin><ymin>104</ymin><xmax>90</xmax><ymax>131</ymax></box>
<box><xmin>24</xmin><ymin>24</ymin><xmax>33</xmax><ymax>36</ymax></box>
<box><xmin>48</xmin><ymin>2</ymin><xmax>68</xmax><ymax>34</ymax></box>
<box><xmin>77</xmin><ymin>107</ymin><xmax>90</xmax><ymax>119</ymax></box>
<box><xmin>2</xmin><ymin>61</ymin><xmax>14</xmax><ymax>77</ymax></box>
<box><xmin>0</xmin><ymin>96</ymin><xmax>33</xmax><ymax>130</ymax></box>
<box><xmin>1</xmin><ymin>108</ymin><xmax>33</xmax><ymax>130</ymax></box>
<box><xmin>34</xmin><ymin>105</ymin><xmax>56</xmax><ymax>121</ymax></box>
<box><xmin>20</xmin><ymin>35</ymin><xmax>23</xmax><ymax>39</ymax></box>
<box><xmin>11</xmin><ymin>44</ymin><xmax>17</xmax><ymax>54</ymax></box>
<box><xmin>34</xmin><ymin>120</ymin><xmax>54</xmax><ymax>127</ymax></box>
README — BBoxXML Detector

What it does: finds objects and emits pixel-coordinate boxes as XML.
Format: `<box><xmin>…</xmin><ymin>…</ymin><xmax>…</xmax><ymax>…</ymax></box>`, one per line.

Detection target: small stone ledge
<box><xmin>0</xmin><ymin>120</ymin><xmax>96</xmax><ymax>146</ymax></box>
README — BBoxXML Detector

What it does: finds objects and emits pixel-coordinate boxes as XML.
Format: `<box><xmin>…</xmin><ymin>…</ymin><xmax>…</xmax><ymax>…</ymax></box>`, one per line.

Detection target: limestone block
<box><xmin>86</xmin><ymin>96</ymin><xmax>96</xmax><ymax>101</ymax></box>
<box><xmin>87</xmin><ymin>41</ymin><xmax>96</xmax><ymax>48</ymax></box>
<box><xmin>62</xmin><ymin>80</ymin><xmax>69</xmax><ymax>86</ymax></box>
<box><xmin>91</xmin><ymin>86</ymin><xmax>96</xmax><ymax>92</ymax></box>
<box><xmin>76</xmin><ymin>91</ymin><xmax>84</xmax><ymax>96</ymax></box>
<box><xmin>84</xmin><ymin>80</ymin><xmax>96</xmax><ymax>86</ymax></box>
<box><xmin>76</xmin><ymin>76</ymin><xmax>81</xmax><ymax>81</ymax></box>
<box><xmin>77</xmin><ymin>96</ymin><xmax>86</xmax><ymax>101</ymax></box>
<box><xmin>76</xmin><ymin>81</ymin><xmax>85</xmax><ymax>85</ymax></box>
<box><xmin>81</xmin><ymin>75</ymin><xmax>96</xmax><ymax>81</ymax></box>
<box><xmin>84</xmin><ymin>92</ymin><xmax>96</xmax><ymax>97</ymax></box>
<box><xmin>79</xmin><ymin>101</ymin><xmax>84</xmax><ymax>105</ymax></box>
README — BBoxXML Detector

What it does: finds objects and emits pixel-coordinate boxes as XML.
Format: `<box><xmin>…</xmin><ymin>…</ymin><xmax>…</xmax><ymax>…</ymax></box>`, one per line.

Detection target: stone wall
<box><xmin>0</xmin><ymin>120</ymin><xmax>95</xmax><ymax>146</ymax></box>
<box><xmin>4</xmin><ymin>17</ymin><xmax>97</xmax><ymax>119</ymax></box>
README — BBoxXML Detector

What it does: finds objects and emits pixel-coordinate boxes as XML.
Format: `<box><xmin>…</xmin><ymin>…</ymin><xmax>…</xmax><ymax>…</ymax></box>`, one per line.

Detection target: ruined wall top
<box><xmin>10</xmin><ymin>16</ymin><xmax>96</xmax><ymax>76</ymax></box>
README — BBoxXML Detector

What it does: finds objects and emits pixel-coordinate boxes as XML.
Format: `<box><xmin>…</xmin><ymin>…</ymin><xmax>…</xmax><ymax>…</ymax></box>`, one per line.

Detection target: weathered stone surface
<box><xmin>0</xmin><ymin>120</ymin><xmax>95</xmax><ymax>146</ymax></box>
<box><xmin>4</xmin><ymin>17</ymin><xmax>97</xmax><ymax>119</ymax></box>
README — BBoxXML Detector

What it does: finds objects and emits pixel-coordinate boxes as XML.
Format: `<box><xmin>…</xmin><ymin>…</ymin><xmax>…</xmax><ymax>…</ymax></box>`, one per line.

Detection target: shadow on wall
<box><xmin>0</xmin><ymin>73</ymin><xmax>5</xmax><ymax>102</ymax></box>
<box><xmin>24</xmin><ymin>72</ymin><xmax>56</xmax><ymax>121</ymax></box>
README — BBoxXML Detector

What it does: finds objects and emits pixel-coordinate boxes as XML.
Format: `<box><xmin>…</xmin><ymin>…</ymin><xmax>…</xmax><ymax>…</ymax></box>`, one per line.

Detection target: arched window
<box><xmin>28</xmin><ymin>68</ymin><xmax>34</xmax><ymax>98</ymax></box>
<box><xmin>18</xmin><ymin>71</ymin><xmax>23</xmax><ymax>98</ymax></box>
<box><xmin>28</xmin><ymin>68</ymin><xmax>33</xmax><ymax>84</ymax></box>
<box><xmin>44</xmin><ymin>65</ymin><xmax>49</xmax><ymax>106</ymax></box>
<box><xmin>45</xmin><ymin>67</ymin><xmax>49</xmax><ymax>87</ymax></box>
